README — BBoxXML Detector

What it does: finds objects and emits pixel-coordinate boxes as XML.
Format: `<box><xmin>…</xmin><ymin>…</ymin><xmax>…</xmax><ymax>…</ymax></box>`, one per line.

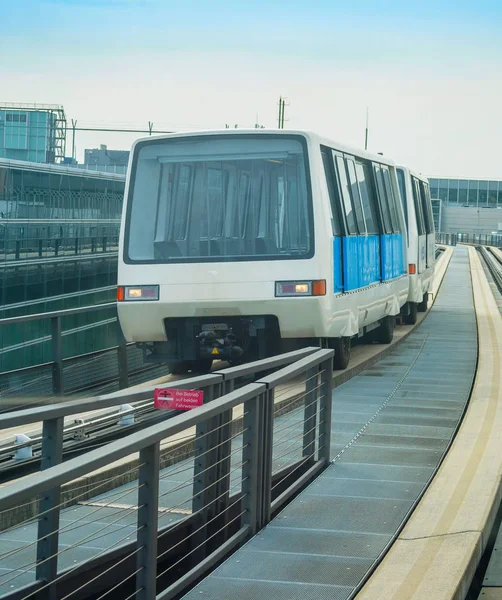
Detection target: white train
<box><xmin>396</xmin><ymin>166</ymin><xmax>436</xmax><ymax>323</ymax></box>
<box><xmin>117</xmin><ymin>130</ymin><xmax>434</xmax><ymax>372</ymax></box>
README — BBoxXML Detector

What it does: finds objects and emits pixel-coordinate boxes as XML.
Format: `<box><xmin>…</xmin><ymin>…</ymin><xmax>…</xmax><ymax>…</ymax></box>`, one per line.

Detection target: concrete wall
<box><xmin>442</xmin><ymin>205</ymin><xmax>502</xmax><ymax>234</ymax></box>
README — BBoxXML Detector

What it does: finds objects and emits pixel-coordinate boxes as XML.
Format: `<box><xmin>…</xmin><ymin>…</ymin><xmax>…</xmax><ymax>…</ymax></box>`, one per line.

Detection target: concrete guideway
<box><xmin>357</xmin><ymin>246</ymin><xmax>502</xmax><ymax>600</ymax></box>
<box><xmin>182</xmin><ymin>246</ymin><xmax>478</xmax><ymax>599</ymax></box>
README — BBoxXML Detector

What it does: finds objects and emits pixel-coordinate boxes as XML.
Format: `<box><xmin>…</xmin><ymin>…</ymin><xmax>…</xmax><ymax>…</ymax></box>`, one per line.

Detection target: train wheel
<box><xmin>333</xmin><ymin>337</ymin><xmax>351</xmax><ymax>370</ymax></box>
<box><xmin>187</xmin><ymin>360</ymin><xmax>213</xmax><ymax>374</ymax></box>
<box><xmin>376</xmin><ymin>316</ymin><xmax>394</xmax><ymax>344</ymax></box>
<box><xmin>167</xmin><ymin>361</ymin><xmax>189</xmax><ymax>375</ymax></box>
<box><xmin>405</xmin><ymin>302</ymin><xmax>418</xmax><ymax>325</ymax></box>
<box><xmin>417</xmin><ymin>293</ymin><xmax>428</xmax><ymax>312</ymax></box>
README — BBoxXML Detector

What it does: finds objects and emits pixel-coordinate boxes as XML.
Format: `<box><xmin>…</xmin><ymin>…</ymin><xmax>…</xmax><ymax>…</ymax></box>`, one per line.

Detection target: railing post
<box><xmin>36</xmin><ymin>417</ymin><xmax>64</xmax><ymax>600</ymax></box>
<box><xmin>303</xmin><ymin>367</ymin><xmax>318</xmax><ymax>460</ymax></box>
<box><xmin>242</xmin><ymin>394</ymin><xmax>260</xmax><ymax>535</ymax></box>
<box><xmin>117</xmin><ymin>324</ymin><xmax>129</xmax><ymax>389</ymax></box>
<box><xmin>54</xmin><ymin>238</ymin><xmax>60</xmax><ymax>256</ymax></box>
<box><xmin>74</xmin><ymin>237</ymin><xmax>79</xmax><ymax>255</ymax></box>
<box><xmin>136</xmin><ymin>442</ymin><xmax>160</xmax><ymax>600</ymax></box>
<box><xmin>191</xmin><ymin>384</ymin><xmax>220</xmax><ymax>561</ymax></box>
<box><xmin>38</xmin><ymin>239</ymin><xmax>43</xmax><ymax>258</ymax></box>
<box><xmin>15</xmin><ymin>240</ymin><xmax>20</xmax><ymax>260</ymax></box>
<box><xmin>51</xmin><ymin>317</ymin><xmax>64</xmax><ymax>396</ymax></box>
<box><xmin>318</xmin><ymin>355</ymin><xmax>334</xmax><ymax>464</ymax></box>
<box><xmin>259</xmin><ymin>388</ymin><xmax>274</xmax><ymax>528</ymax></box>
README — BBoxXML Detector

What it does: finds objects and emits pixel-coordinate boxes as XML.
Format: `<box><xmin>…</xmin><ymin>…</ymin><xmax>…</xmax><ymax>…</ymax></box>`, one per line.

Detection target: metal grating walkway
<box><xmin>182</xmin><ymin>247</ymin><xmax>478</xmax><ymax>600</ymax></box>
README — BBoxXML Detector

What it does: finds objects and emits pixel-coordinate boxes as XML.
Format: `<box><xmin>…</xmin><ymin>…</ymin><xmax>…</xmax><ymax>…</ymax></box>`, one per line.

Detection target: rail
<box><xmin>0</xmin><ymin>348</ymin><xmax>333</xmax><ymax>600</ymax></box>
<box><xmin>478</xmin><ymin>245</ymin><xmax>502</xmax><ymax>293</ymax></box>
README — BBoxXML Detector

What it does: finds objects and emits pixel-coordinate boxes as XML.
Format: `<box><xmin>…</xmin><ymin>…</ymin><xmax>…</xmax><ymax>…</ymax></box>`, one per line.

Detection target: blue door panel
<box><xmin>343</xmin><ymin>236</ymin><xmax>359</xmax><ymax>291</ymax></box>
<box><xmin>333</xmin><ymin>237</ymin><xmax>343</xmax><ymax>293</ymax></box>
<box><xmin>343</xmin><ymin>235</ymin><xmax>381</xmax><ymax>291</ymax></box>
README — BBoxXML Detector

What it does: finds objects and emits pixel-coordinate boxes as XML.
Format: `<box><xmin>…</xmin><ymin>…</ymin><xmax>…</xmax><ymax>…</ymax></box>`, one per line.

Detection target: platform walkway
<box><xmin>182</xmin><ymin>246</ymin><xmax>478</xmax><ymax>599</ymax></box>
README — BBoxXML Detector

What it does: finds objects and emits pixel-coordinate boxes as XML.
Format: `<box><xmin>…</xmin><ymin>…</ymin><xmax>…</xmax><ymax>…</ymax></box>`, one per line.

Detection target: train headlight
<box><xmin>275</xmin><ymin>280</ymin><xmax>326</xmax><ymax>297</ymax></box>
<box><xmin>117</xmin><ymin>285</ymin><xmax>160</xmax><ymax>301</ymax></box>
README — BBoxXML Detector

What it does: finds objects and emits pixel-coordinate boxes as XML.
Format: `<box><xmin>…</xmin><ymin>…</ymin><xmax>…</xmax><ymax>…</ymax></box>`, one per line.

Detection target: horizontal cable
<box><xmin>158</xmin><ymin>445</ymin><xmax>249</xmax><ymax>502</ymax></box>
<box><xmin>157</xmin><ymin>476</ymin><xmax>248</xmax><ymax>547</ymax></box>
<box><xmin>157</xmin><ymin>493</ymin><xmax>245</xmax><ymax>561</ymax></box>
<box><xmin>157</xmin><ymin>468</ymin><xmax>248</xmax><ymax>523</ymax></box>
<box><xmin>0</xmin><ymin>481</ymin><xmax>145</xmax><ymax>563</ymax></box>
<box><xmin>20</xmin><ymin>528</ymin><xmax>146</xmax><ymax>600</ymax></box>
<box><xmin>2</xmin><ymin>508</ymin><xmax>146</xmax><ymax>587</ymax></box>
<box><xmin>156</xmin><ymin>508</ymin><xmax>247</xmax><ymax>581</ymax></box>
<box><xmin>0</xmin><ymin>460</ymin><xmax>145</xmax><ymax>536</ymax></box>
<box><xmin>61</xmin><ymin>549</ymin><xmax>143</xmax><ymax>600</ymax></box>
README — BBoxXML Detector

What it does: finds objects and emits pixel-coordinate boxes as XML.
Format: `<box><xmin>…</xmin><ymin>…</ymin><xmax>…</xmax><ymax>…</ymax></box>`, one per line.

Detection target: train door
<box><xmin>420</xmin><ymin>181</ymin><xmax>435</xmax><ymax>268</ymax></box>
<box><xmin>411</xmin><ymin>177</ymin><xmax>427</xmax><ymax>273</ymax></box>
<box><xmin>321</xmin><ymin>148</ymin><xmax>344</xmax><ymax>293</ymax></box>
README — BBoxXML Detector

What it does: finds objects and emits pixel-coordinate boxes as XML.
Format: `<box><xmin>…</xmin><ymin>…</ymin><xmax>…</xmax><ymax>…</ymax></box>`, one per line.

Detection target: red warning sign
<box><xmin>154</xmin><ymin>388</ymin><xmax>204</xmax><ymax>411</ymax></box>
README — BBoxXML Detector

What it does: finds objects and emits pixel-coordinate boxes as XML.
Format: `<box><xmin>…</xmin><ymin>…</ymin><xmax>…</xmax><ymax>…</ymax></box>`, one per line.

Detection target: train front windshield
<box><xmin>125</xmin><ymin>135</ymin><xmax>313</xmax><ymax>263</ymax></box>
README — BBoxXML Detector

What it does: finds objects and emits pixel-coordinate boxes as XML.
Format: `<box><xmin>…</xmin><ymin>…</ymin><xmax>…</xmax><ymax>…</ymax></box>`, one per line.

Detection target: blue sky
<box><xmin>2</xmin><ymin>0</ymin><xmax>502</xmax><ymax>176</ymax></box>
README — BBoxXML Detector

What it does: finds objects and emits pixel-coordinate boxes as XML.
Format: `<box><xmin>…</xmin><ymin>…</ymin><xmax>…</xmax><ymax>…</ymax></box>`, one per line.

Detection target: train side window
<box><xmin>355</xmin><ymin>161</ymin><xmax>379</xmax><ymax>235</ymax></box>
<box><xmin>412</xmin><ymin>177</ymin><xmax>426</xmax><ymax>235</ymax></box>
<box><xmin>381</xmin><ymin>166</ymin><xmax>401</xmax><ymax>233</ymax></box>
<box><xmin>346</xmin><ymin>158</ymin><xmax>366</xmax><ymax>234</ymax></box>
<box><xmin>420</xmin><ymin>181</ymin><xmax>434</xmax><ymax>234</ymax></box>
<box><xmin>396</xmin><ymin>168</ymin><xmax>408</xmax><ymax>228</ymax></box>
<box><xmin>321</xmin><ymin>149</ymin><xmax>342</xmax><ymax>235</ymax></box>
<box><xmin>333</xmin><ymin>153</ymin><xmax>357</xmax><ymax>234</ymax></box>
<box><xmin>373</xmin><ymin>165</ymin><xmax>393</xmax><ymax>233</ymax></box>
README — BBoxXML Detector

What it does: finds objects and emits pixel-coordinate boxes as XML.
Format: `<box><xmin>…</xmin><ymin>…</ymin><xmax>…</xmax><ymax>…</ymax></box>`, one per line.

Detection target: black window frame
<box><xmin>354</xmin><ymin>160</ymin><xmax>380</xmax><ymax>235</ymax></box>
<box><xmin>333</xmin><ymin>151</ymin><xmax>358</xmax><ymax>235</ymax></box>
<box><xmin>412</xmin><ymin>177</ymin><xmax>426</xmax><ymax>236</ymax></box>
<box><xmin>373</xmin><ymin>164</ymin><xmax>393</xmax><ymax>234</ymax></box>
<box><xmin>420</xmin><ymin>180</ymin><xmax>434</xmax><ymax>234</ymax></box>
<box><xmin>321</xmin><ymin>147</ymin><xmax>342</xmax><ymax>236</ymax></box>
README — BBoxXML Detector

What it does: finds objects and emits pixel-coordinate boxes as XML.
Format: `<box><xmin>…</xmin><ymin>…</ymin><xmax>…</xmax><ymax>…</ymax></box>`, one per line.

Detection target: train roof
<box><xmin>396</xmin><ymin>164</ymin><xmax>429</xmax><ymax>184</ymax></box>
<box><xmin>129</xmin><ymin>129</ymin><xmax>397</xmax><ymax>168</ymax></box>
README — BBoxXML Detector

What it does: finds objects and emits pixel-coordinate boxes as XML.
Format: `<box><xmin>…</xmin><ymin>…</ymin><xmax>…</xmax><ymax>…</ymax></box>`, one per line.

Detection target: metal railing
<box><xmin>0</xmin><ymin>220</ymin><xmax>120</xmax><ymax>264</ymax></box>
<box><xmin>0</xmin><ymin>303</ymin><xmax>125</xmax><ymax>399</ymax></box>
<box><xmin>0</xmin><ymin>347</ymin><xmax>333</xmax><ymax>600</ymax></box>
<box><xmin>456</xmin><ymin>233</ymin><xmax>502</xmax><ymax>247</ymax></box>
<box><xmin>436</xmin><ymin>232</ymin><xmax>502</xmax><ymax>248</ymax></box>
<box><xmin>435</xmin><ymin>232</ymin><xmax>458</xmax><ymax>246</ymax></box>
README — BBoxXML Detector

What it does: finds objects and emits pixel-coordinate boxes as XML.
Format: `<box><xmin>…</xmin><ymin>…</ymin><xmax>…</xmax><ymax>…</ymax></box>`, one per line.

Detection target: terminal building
<box><xmin>0</xmin><ymin>157</ymin><xmax>125</xmax><ymax>373</ymax></box>
<box><xmin>0</xmin><ymin>103</ymin><xmax>66</xmax><ymax>164</ymax></box>
<box><xmin>429</xmin><ymin>177</ymin><xmax>502</xmax><ymax>234</ymax></box>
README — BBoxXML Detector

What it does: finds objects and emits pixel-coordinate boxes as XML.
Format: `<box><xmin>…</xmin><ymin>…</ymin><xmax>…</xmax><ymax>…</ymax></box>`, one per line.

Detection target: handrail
<box><xmin>0</xmin><ymin>302</ymin><xmax>116</xmax><ymax>326</ymax></box>
<box><xmin>0</xmin><ymin>347</ymin><xmax>319</xmax><ymax>428</ymax></box>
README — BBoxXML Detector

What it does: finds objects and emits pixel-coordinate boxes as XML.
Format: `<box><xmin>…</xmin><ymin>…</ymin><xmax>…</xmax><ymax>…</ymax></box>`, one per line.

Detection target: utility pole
<box><xmin>278</xmin><ymin>97</ymin><xmax>287</xmax><ymax>129</ymax></box>
<box><xmin>364</xmin><ymin>107</ymin><xmax>369</xmax><ymax>150</ymax></box>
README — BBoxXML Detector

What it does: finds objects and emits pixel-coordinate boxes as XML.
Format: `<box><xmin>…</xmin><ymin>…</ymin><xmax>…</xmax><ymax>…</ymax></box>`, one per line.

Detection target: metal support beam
<box><xmin>318</xmin><ymin>357</ymin><xmax>334</xmax><ymax>463</ymax></box>
<box><xmin>136</xmin><ymin>442</ymin><xmax>160</xmax><ymax>600</ymax></box>
<box><xmin>36</xmin><ymin>417</ymin><xmax>64</xmax><ymax>600</ymax></box>
<box><xmin>51</xmin><ymin>317</ymin><xmax>64</xmax><ymax>396</ymax></box>
<box><xmin>117</xmin><ymin>324</ymin><xmax>129</xmax><ymax>390</ymax></box>
<box><xmin>242</xmin><ymin>394</ymin><xmax>260</xmax><ymax>534</ymax></box>
<box><xmin>260</xmin><ymin>389</ymin><xmax>274</xmax><ymax>528</ymax></box>
<box><xmin>303</xmin><ymin>367</ymin><xmax>318</xmax><ymax>459</ymax></box>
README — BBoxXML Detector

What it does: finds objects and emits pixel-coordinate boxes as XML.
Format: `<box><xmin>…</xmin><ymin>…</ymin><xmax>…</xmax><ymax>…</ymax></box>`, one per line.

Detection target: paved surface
<box><xmin>182</xmin><ymin>247</ymin><xmax>478</xmax><ymax>600</ymax></box>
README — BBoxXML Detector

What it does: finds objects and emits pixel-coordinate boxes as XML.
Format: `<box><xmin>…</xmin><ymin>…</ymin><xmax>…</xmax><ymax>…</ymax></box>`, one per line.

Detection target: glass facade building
<box><xmin>428</xmin><ymin>178</ymin><xmax>502</xmax><ymax>208</ymax></box>
<box><xmin>0</xmin><ymin>104</ymin><xmax>67</xmax><ymax>163</ymax></box>
<box><xmin>0</xmin><ymin>159</ymin><xmax>125</xmax><ymax>373</ymax></box>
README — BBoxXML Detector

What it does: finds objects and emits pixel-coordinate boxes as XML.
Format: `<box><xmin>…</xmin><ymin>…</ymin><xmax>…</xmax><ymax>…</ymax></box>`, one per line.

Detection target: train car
<box><xmin>117</xmin><ymin>130</ymin><xmax>409</xmax><ymax>372</ymax></box>
<box><xmin>396</xmin><ymin>166</ymin><xmax>436</xmax><ymax>324</ymax></box>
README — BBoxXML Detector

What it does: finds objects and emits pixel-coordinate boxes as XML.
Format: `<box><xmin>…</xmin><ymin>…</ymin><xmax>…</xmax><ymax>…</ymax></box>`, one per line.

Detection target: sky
<box><xmin>1</xmin><ymin>0</ymin><xmax>502</xmax><ymax>177</ymax></box>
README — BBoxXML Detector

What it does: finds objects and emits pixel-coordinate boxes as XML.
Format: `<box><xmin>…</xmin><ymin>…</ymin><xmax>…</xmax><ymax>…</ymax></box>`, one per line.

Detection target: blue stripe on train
<box><xmin>342</xmin><ymin>235</ymin><xmax>380</xmax><ymax>291</ymax></box>
<box><xmin>334</xmin><ymin>234</ymin><xmax>405</xmax><ymax>293</ymax></box>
